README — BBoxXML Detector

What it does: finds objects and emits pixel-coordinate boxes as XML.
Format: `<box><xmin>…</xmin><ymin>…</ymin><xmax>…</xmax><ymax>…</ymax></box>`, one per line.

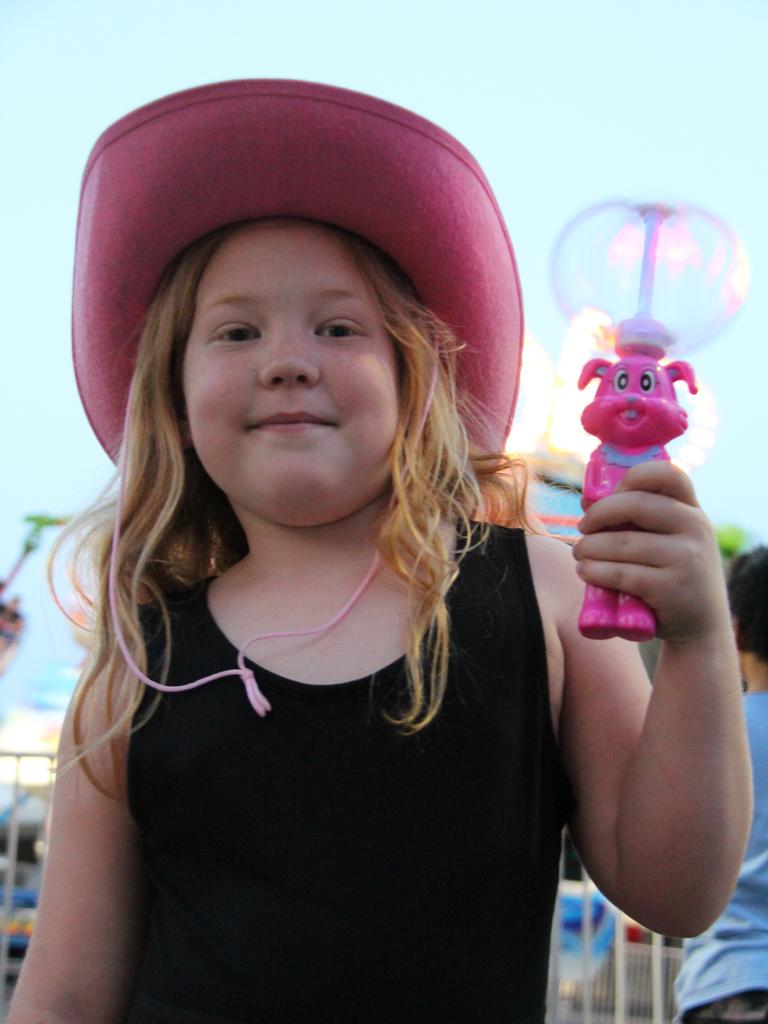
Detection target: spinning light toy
<box><xmin>551</xmin><ymin>201</ymin><xmax>749</xmax><ymax>641</ymax></box>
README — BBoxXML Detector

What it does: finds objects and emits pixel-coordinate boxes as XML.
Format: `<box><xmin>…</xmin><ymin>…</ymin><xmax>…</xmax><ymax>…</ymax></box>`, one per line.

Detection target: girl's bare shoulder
<box><xmin>524</xmin><ymin>532</ymin><xmax>583</xmax><ymax>610</ymax></box>
<box><xmin>523</xmin><ymin>533</ymin><xmax>581</xmax><ymax>732</ymax></box>
<box><xmin>523</xmin><ymin>531</ymin><xmax>650</xmax><ymax>739</ymax></box>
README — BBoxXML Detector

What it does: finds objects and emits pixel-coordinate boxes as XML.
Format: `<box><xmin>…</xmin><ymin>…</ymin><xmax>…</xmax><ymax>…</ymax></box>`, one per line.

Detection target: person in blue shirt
<box><xmin>676</xmin><ymin>545</ymin><xmax>768</xmax><ymax>1024</ymax></box>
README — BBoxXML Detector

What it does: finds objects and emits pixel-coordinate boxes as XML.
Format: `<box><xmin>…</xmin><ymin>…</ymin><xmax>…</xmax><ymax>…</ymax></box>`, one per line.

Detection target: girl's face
<box><xmin>182</xmin><ymin>221</ymin><xmax>400</xmax><ymax>531</ymax></box>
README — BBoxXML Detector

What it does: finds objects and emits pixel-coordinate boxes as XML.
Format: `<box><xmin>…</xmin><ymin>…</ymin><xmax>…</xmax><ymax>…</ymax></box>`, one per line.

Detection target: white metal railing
<box><xmin>548</xmin><ymin>856</ymin><xmax>683</xmax><ymax>1024</ymax></box>
<box><xmin>0</xmin><ymin>751</ymin><xmax>56</xmax><ymax>1014</ymax></box>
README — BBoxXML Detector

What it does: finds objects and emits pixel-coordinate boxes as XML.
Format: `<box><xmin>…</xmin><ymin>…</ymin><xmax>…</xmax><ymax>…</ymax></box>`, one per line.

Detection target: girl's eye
<box><xmin>614</xmin><ymin>369</ymin><xmax>630</xmax><ymax>392</ymax></box>
<box><xmin>319</xmin><ymin>323</ymin><xmax>357</xmax><ymax>339</ymax></box>
<box><xmin>219</xmin><ymin>325</ymin><xmax>259</xmax><ymax>342</ymax></box>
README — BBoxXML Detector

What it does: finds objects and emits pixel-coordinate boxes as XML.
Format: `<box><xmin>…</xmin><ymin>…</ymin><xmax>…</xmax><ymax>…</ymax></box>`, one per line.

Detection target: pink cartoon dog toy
<box><xmin>578</xmin><ymin>316</ymin><xmax>698</xmax><ymax>641</ymax></box>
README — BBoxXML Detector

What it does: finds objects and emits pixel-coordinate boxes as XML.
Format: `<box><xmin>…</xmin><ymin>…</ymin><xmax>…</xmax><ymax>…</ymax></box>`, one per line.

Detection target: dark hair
<box><xmin>728</xmin><ymin>545</ymin><xmax>768</xmax><ymax>662</ymax></box>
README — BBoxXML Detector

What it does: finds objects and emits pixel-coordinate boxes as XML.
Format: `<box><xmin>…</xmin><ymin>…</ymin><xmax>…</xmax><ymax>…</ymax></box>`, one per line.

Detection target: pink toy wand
<box><xmin>577</xmin><ymin>207</ymin><xmax>698</xmax><ymax>641</ymax></box>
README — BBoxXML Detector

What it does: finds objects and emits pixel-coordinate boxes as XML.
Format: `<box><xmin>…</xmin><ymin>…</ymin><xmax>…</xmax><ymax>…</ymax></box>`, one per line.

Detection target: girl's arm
<box><xmin>529</xmin><ymin>460</ymin><xmax>752</xmax><ymax>937</ymax></box>
<box><xmin>7</xmin><ymin>697</ymin><xmax>148</xmax><ymax>1023</ymax></box>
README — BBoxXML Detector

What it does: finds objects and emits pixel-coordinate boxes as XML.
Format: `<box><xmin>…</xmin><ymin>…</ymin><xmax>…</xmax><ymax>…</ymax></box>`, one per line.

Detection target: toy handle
<box><xmin>579</xmin><ymin>579</ymin><xmax>657</xmax><ymax>642</ymax></box>
<box><xmin>576</xmin><ymin>438</ymin><xmax>667</xmax><ymax>643</ymax></box>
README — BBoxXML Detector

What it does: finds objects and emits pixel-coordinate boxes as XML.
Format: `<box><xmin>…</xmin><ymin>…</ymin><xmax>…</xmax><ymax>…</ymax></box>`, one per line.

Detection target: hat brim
<box><xmin>73</xmin><ymin>79</ymin><xmax>523</xmax><ymax>457</ymax></box>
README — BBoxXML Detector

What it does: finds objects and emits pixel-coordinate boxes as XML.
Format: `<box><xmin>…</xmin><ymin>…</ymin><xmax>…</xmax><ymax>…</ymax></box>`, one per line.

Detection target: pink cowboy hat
<box><xmin>73</xmin><ymin>79</ymin><xmax>523</xmax><ymax>457</ymax></box>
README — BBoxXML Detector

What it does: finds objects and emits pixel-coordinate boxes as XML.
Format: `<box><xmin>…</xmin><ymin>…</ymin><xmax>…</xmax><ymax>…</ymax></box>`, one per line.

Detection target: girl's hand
<box><xmin>572</xmin><ymin>461</ymin><xmax>729</xmax><ymax>645</ymax></box>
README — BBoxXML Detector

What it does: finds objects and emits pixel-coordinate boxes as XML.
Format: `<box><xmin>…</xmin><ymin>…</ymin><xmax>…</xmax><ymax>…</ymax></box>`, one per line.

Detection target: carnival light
<box><xmin>505</xmin><ymin>330</ymin><xmax>555</xmax><ymax>456</ymax></box>
<box><xmin>546</xmin><ymin>308</ymin><xmax>613</xmax><ymax>464</ymax></box>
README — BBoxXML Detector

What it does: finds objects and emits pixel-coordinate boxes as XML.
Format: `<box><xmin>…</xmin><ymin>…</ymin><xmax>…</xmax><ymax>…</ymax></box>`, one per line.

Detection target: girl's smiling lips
<box><xmin>252</xmin><ymin>412</ymin><xmax>334</xmax><ymax>428</ymax></box>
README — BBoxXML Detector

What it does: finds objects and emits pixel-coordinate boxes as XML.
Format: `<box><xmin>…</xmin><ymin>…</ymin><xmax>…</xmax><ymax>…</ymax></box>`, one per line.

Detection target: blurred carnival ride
<box><xmin>0</xmin><ymin>516</ymin><xmax>68</xmax><ymax>681</ymax></box>
<box><xmin>0</xmin><ymin>602</ymin><xmax>23</xmax><ymax>680</ymax></box>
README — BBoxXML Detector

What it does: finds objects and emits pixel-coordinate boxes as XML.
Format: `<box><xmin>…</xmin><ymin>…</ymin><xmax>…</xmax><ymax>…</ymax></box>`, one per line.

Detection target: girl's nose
<box><xmin>258</xmin><ymin>338</ymin><xmax>320</xmax><ymax>389</ymax></box>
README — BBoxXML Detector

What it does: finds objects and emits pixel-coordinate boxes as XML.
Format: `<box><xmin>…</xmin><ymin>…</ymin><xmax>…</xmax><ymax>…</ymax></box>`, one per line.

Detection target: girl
<box><xmin>9</xmin><ymin>81</ymin><xmax>751</xmax><ymax>1024</ymax></box>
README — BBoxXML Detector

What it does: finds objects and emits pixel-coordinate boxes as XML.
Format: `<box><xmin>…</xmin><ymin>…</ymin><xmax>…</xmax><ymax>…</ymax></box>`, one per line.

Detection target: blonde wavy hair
<box><xmin>60</xmin><ymin>219</ymin><xmax>536</xmax><ymax>794</ymax></box>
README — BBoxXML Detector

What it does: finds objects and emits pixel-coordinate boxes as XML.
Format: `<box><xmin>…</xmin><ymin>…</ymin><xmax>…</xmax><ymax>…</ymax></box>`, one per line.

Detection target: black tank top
<box><xmin>126</xmin><ymin>526</ymin><xmax>573</xmax><ymax>1024</ymax></box>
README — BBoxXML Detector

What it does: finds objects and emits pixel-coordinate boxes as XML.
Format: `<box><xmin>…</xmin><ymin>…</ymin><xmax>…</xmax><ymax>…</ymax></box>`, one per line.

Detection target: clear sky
<box><xmin>1</xmin><ymin>0</ymin><xmax>766</xmax><ymax>711</ymax></box>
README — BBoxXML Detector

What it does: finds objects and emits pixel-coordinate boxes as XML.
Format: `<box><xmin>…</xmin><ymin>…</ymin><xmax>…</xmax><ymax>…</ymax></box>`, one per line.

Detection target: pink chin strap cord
<box><xmin>108</xmin><ymin>364</ymin><xmax>438</xmax><ymax>716</ymax></box>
